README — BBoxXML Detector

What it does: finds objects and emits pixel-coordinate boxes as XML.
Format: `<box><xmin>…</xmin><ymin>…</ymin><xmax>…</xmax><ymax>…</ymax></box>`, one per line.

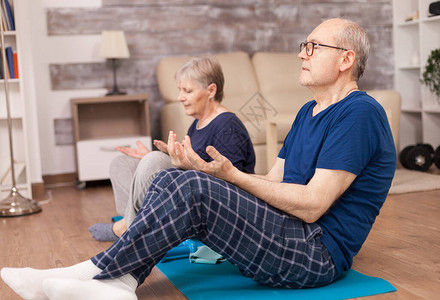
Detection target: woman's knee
<box><xmin>109</xmin><ymin>155</ymin><xmax>138</xmax><ymax>180</ymax></box>
<box><xmin>137</xmin><ymin>151</ymin><xmax>172</xmax><ymax>172</ymax></box>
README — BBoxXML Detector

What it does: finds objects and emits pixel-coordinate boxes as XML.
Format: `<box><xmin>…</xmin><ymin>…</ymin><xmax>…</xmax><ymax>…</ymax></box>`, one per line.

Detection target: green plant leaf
<box><xmin>421</xmin><ymin>48</ymin><xmax>440</xmax><ymax>99</ymax></box>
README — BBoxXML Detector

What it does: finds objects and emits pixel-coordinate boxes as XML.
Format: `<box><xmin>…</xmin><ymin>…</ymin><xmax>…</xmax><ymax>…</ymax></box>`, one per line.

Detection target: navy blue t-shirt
<box><xmin>187</xmin><ymin>112</ymin><xmax>255</xmax><ymax>174</ymax></box>
<box><xmin>278</xmin><ymin>91</ymin><xmax>396</xmax><ymax>275</ymax></box>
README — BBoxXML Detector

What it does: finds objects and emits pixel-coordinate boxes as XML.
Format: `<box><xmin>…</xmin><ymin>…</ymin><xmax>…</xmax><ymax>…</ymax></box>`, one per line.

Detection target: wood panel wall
<box><xmin>47</xmin><ymin>0</ymin><xmax>393</xmax><ymax>140</ymax></box>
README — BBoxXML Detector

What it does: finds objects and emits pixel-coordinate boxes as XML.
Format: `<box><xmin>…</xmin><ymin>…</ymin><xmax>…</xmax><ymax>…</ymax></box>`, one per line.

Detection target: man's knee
<box><xmin>155</xmin><ymin>170</ymin><xmax>207</xmax><ymax>193</ymax></box>
<box><xmin>151</xmin><ymin>168</ymin><xmax>185</xmax><ymax>188</ymax></box>
<box><xmin>174</xmin><ymin>170</ymin><xmax>215</xmax><ymax>197</ymax></box>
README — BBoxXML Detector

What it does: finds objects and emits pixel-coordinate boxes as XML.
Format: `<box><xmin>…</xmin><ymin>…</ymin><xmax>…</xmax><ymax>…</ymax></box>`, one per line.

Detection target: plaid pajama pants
<box><xmin>92</xmin><ymin>168</ymin><xmax>338</xmax><ymax>288</ymax></box>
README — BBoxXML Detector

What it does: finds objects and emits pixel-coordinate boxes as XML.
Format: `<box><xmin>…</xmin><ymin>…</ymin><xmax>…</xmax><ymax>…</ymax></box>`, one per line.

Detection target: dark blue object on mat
<box><xmin>157</xmin><ymin>259</ymin><xmax>396</xmax><ymax>300</ymax></box>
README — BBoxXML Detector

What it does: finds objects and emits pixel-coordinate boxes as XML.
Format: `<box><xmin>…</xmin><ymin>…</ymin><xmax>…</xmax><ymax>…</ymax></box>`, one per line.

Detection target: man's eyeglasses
<box><xmin>299</xmin><ymin>41</ymin><xmax>348</xmax><ymax>56</ymax></box>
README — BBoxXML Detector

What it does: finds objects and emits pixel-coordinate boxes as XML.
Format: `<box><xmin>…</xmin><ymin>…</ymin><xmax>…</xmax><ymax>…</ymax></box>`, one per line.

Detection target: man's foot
<box><xmin>1</xmin><ymin>260</ymin><xmax>101</xmax><ymax>300</ymax></box>
<box><xmin>42</xmin><ymin>274</ymin><xmax>137</xmax><ymax>300</ymax></box>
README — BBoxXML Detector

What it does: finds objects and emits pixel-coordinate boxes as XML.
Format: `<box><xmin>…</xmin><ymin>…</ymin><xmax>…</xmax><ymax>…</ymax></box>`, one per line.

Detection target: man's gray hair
<box><xmin>336</xmin><ymin>19</ymin><xmax>370</xmax><ymax>80</ymax></box>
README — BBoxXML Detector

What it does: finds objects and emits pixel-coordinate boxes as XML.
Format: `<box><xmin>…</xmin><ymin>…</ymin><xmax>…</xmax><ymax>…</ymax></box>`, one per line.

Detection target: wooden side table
<box><xmin>71</xmin><ymin>94</ymin><xmax>151</xmax><ymax>187</ymax></box>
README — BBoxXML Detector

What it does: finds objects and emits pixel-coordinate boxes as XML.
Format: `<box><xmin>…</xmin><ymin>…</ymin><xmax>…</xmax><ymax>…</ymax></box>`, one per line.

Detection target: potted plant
<box><xmin>421</xmin><ymin>48</ymin><xmax>440</xmax><ymax>99</ymax></box>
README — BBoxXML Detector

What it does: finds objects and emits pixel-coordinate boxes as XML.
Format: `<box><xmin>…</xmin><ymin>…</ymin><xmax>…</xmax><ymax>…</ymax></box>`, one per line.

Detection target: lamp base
<box><xmin>106</xmin><ymin>58</ymin><xmax>127</xmax><ymax>96</ymax></box>
<box><xmin>0</xmin><ymin>187</ymin><xmax>42</xmax><ymax>217</ymax></box>
<box><xmin>106</xmin><ymin>90</ymin><xmax>127</xmax><ymax>96</ymax></box>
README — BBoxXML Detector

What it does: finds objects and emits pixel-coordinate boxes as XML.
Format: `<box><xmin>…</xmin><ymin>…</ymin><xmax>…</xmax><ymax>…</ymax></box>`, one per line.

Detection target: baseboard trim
<box><xmin>30</xmin><ymin>173</ymin><xmax>78</xmax><ymax>199</ymax></box>
<box><xmin>31</xmin><ymin>182</ymin><xmax>45</xmax><ymax>199</ymax></box>
<box><xmin>42</xmin><ymin>172</ymin><xmax>78</xmax><ymax>187</ymax></box>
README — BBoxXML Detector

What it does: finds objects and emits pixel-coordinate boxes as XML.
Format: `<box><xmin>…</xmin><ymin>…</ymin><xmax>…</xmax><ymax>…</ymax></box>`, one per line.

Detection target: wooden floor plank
<box><xmin>1</xmin><ymin>183</ymin><xmax>439</xmax><ymax>299</ymax></box>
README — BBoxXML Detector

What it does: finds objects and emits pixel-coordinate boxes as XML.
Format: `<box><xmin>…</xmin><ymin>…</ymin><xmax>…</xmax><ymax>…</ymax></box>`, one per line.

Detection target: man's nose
<box><xmin>298</xmin><ymin>48</ymin><xmax>308</xmax><ymax>60</ymax></box>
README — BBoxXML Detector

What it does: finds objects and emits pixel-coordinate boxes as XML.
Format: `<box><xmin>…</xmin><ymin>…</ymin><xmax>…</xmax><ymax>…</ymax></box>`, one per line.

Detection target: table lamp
<box><xmin>99</xmin><ymin>30</ymin><xmax>130</xmax><ymax>96</ymax></box>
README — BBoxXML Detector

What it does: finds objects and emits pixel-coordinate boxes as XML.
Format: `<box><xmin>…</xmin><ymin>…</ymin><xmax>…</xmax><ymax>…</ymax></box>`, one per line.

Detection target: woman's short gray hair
<box><xmin>176</xmin><ymin>56</ymin><xmax>225</xmax><ymax>102</ymax></box>
<box><xmin>335</xmin><ymin>19</ymin><xmax>370</xmax><ymax>80</ymax></box>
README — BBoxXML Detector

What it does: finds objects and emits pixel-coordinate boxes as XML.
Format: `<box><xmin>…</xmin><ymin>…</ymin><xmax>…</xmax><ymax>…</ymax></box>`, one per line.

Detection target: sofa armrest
<box><xmin>367</xmin><ymin>90</ymin><xmax>402</xmax><ymax>152</ymax></box>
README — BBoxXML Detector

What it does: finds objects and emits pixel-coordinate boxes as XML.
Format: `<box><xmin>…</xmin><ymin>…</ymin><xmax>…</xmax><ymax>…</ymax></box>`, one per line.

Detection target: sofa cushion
<box><xmin>214</xmin><ymin>52</ymin><xmax>260</xmax><ymax>114</ymax></box>
<box><xmin>250</xmin><ymin>52</ymin><xmax>313</xmax><ymax>147</ymax></box>
<box><xmin>156</xmin><ymin>51</ymin><xmax>259</xmax><ymax>115</ymax></box>
<box><xmin>252</xmin><ymin>52</ymin><xmax>313</xmax><ymax>118</ymax></box>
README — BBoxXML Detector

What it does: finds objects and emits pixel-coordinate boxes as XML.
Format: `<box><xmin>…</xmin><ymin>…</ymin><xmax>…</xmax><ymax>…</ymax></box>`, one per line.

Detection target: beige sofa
<box><xmin>157</xmin><ymin>51</ymin><xmax>401</xmax><ymax>174</ymax></box>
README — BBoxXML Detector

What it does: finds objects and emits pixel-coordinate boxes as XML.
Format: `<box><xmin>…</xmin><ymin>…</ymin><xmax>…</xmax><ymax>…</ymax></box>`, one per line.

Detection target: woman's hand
<box><xmin>167</xmin><ymin>131</ymin><xmax>193</xmax><ymax>169</ymax></box>
<box><xmin>116</xmin><ymin>140</ymin><xmax>150</xmax><ymax>160</ymax></box>
<box><xmin>153</xmin><ymin>139</ymin><xmax>169</xmax><ymax>154</ymax></box>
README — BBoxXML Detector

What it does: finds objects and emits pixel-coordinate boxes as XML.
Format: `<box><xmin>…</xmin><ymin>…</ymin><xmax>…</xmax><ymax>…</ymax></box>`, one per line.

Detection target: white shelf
<box><xmin>393</xmin><ymin>0</ymin><xmax>440</xmax><ymax>150</ymax></box>
<box><xmin>421</xmin><ymin>15</ymin><xmax>440</xmax><ymax>23</ymax></box>
<box><xmin>397</xmin><ymin>20</ymin><xmax>419</xmax><ymax>27</ymax></box>
<box><xmin>0</xmin><ymin>0</ymin><xmax>32</xmax><ymax>198</ymax></box>
<box><xmin>0</xmin><ymin>78</ymin><xmax>19</xmax><ymax>83</ymax></box>
<box><xmin>398</xmin><ymin>65</ymin><xmax>420</xmax><ymax>70</ymax></box>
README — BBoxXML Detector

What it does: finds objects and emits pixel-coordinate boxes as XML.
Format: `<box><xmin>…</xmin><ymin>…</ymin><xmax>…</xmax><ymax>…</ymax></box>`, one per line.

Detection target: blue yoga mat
<box><xmin>157</xmin><ymin>258</ymin><xmax>396</xmax><ymax>300</ymax></box>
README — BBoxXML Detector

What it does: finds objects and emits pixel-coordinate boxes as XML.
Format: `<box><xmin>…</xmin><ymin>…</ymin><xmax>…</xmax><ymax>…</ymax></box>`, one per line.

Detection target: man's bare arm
<box><xmin>229</xmin><ymin>167</ymin><xmax>356</xmax><ymax>223</ymax></box>
<box><xmin>250</xmin><ymin>157</ymin><xmax>285</xmax><ymax>182</ymax></box>
<box><xmin>179</xmin><ymin>137</ymin><xmax>356</xmax><ymax>223</ymax></box>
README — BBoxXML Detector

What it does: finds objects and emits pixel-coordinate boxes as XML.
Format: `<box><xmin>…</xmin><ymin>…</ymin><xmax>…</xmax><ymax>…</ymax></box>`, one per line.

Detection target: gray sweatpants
<box><xmin>109</xmin><ymin>151</ymin><xmax>174</xmax><ymax>226</ymax></box>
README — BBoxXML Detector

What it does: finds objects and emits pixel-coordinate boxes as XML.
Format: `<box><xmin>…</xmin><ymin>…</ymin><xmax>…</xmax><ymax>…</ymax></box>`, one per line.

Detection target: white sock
<box><xmin>42</xmin><ymin>273</ymin><xmax>138</xmax><ymax>300</ymax></box>
<box><xmin>1</xmin><ymin>260</ymin><xmax>101</xmax><ymax>300</ymax></box>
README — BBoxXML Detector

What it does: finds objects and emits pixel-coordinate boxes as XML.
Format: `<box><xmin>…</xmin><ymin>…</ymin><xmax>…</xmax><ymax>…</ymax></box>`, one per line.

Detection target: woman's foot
<box><xmin>88</xmin><ymin>219</ymin><xmax>127</xmax><ymax>242</ymax></box>
<box><xmin>112</xmin><ymin>218</ymin><xmax>128</xmax><ymax>237</ymax></box>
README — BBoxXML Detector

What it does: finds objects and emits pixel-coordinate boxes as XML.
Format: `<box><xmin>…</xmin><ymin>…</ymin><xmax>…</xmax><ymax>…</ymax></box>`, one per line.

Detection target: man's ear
<box><xmin>339</xmin><ymin>50</ymin><xmax>356</xmax><ymax>73</ymax></box>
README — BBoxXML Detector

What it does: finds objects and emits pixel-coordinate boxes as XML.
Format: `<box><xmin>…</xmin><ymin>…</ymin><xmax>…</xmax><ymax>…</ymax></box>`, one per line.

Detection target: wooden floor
<box><xmin>0</xmin><ymin>182</ymin><xmax>439</xmax><ymax>299</ymax></box>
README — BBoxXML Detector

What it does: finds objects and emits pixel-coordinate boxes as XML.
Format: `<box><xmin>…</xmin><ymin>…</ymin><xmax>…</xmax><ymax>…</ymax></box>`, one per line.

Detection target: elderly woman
<box><xmin>89</xmin><ymin>56</ymin><xmax>256</xmax><ymax>241</ymax></box>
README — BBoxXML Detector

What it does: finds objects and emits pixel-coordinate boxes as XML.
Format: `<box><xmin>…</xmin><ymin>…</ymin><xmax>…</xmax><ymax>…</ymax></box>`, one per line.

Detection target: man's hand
<box><xmin>181</xmin><ymin>136</ymin><xmax>237</xmax><ymax>182</ymax></box>
<box><xmin>166</xmin><ymin>131</ymin><xmax>238</xmax><ymax>181</ymax></box>
<box><xmin>116</xmin><ymin>140</ymin><xmax>150</xmax><ymax>160</ymax></box>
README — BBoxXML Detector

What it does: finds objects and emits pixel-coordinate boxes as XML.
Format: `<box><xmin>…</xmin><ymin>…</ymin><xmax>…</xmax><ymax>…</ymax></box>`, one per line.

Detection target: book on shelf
<box><xmin>0</xmin><ymin>45</ymin><xmax>17</xmax><ymax>79</ymax></box>
<box><xmin>12</xmin><ymin>50</ymin><xmax>17</xmax><ymax>78</ymax></box>
<box><xmin>0</xmin><ymin>0</ymin><xmax>14</xmax><ymax>31</ymax></box>
<box><xmin>0</xmin><ymin>1</ymin><xmax>8</xmax><ymax>31</ymax></box>
<box><xmin>0</xmin><ymin>52</ymin><xmax>3</xmax><ymax>79</ymax></box>
<box><xmin>0</xmin><ymin>46</ymin><xmax>11</xmax><ymax>79</ymax></box>
<box><xmin>5</xmin><ymin>46</ymin><xmax>14</xmax><ymax>78</ymax></box>
<box><xmin>4</xmin><ymin>0</ymin><xmax>13</xmax><ymax>30</ymax></box>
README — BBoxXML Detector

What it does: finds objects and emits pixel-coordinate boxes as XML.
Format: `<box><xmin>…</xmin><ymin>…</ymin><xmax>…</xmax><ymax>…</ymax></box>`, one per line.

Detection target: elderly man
<box><xmin>1</xmin><ymin>18</ymin><xmax>396</xmax><ymax>300</ymax></box>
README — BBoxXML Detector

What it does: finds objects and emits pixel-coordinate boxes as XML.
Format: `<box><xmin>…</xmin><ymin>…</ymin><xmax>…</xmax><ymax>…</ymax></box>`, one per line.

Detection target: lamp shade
<box><xmin>99</xmin><ymin>31</ymin><xmax>130</xmax><ymax>59</ymax></box>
